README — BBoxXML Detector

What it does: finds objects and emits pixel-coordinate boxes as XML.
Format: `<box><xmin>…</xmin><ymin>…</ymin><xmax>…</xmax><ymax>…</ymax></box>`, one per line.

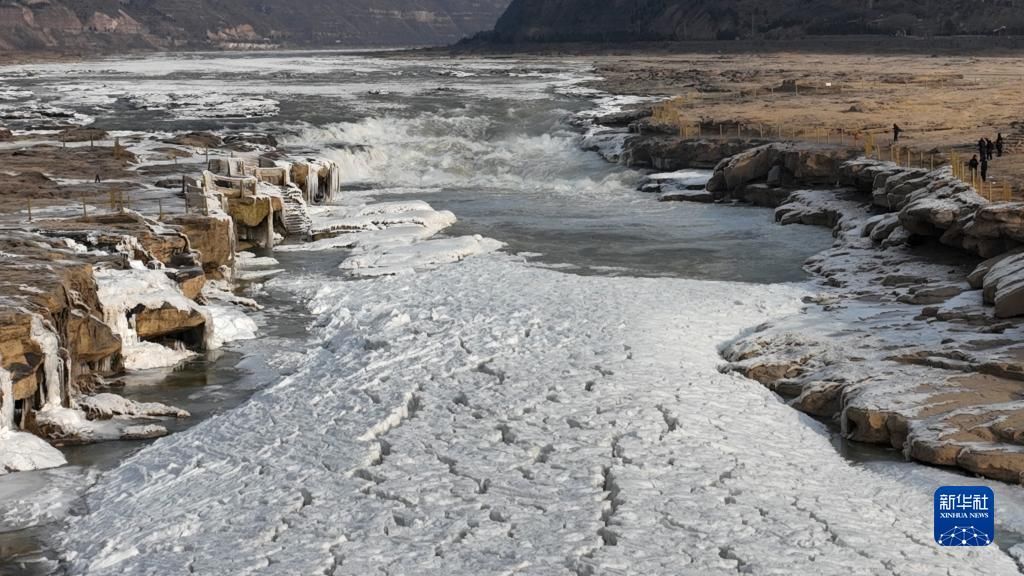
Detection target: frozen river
<box><xmin>0</xmin><ymin>51</ymin><xmax>1021</xmax><ymax>574</ymax></box>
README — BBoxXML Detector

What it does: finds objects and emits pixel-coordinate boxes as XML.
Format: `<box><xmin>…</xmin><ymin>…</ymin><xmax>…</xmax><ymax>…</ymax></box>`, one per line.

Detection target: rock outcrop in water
<box><xmin>0</xmin><ymin>210</ymin><xmax>234</xmax><ymax>461</ymax></box>
<box><xmin>600</xmin><ymin>107</ymin><xmax>1024</xmax><ymax>482</ymax></box>
<box><xmin>736</xmin><ymin>155</ymin><xmax>1024</xmax><ymax>482</ymax></box>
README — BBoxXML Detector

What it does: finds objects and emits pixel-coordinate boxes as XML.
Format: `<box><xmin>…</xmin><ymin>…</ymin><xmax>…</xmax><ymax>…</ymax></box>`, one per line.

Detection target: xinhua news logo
<box><xmin>934</xmin><ymin>486</ymin><xmax>995</xmax><ymax>547</ymax></box>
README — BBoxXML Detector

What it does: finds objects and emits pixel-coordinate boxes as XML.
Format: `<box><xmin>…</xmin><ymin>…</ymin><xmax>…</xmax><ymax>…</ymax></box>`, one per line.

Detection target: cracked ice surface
<box><xmin>62</xmin><ymin>255</ymin><xmax>1017</xmax><ymax>574</ymax></box>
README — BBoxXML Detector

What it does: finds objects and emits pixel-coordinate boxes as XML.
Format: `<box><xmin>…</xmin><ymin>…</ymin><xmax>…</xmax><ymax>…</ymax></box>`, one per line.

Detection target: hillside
<box><xmin>0</xmin><ymin>0</ymin><xmax>512</xmax><ymax>53</ymax></box>
<box><xmin>486</xmin><ymin>0</ymin><xmax>1024</xmax><ymax>43</ymax></box>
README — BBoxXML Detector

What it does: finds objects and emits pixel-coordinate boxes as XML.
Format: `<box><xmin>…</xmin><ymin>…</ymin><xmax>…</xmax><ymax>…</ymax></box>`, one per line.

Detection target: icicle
<box><xmin>30</xmin><ymin>316</ymin><xmax>65</xmax><ymax>409</ymax></box>
<box><xmin>0</xmin><ymin>359</ymin><xmax>13</xmax><ymax>432</ymax></box>
<box><xmin>327</xmin><ymin>161</ymin><xmax>341</xmax><ymax>203</ymax></box>
<box><xmin>307</xmin><ymin>165</ymin><xmax>320</xmax><ymax>204</ymax></box>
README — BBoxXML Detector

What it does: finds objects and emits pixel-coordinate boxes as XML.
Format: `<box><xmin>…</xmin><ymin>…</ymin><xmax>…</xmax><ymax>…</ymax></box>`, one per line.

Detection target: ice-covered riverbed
<box><xmin>60</xmin><ymin>256</ymin><xmax>1015</xmax><ymax>574</ymax></box>
<box><xmin>1</xmin><ymin>50</ymin><xmax>1022</xmax><ymax>574</ymax></box>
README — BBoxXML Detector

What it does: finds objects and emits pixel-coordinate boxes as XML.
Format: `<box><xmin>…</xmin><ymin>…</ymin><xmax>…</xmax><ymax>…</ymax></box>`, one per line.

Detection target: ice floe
<box><xmin>339</xmin><ymin>235</ymin><xmax>504</xmax><ymax>277</ymax></box>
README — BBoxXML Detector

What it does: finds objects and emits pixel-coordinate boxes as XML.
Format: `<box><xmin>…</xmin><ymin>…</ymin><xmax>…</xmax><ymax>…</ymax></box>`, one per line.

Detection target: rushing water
<box><xmin>11</xmin><ymin>51</ymin><xmax>1009</xmax><ymax>574</ymax></box>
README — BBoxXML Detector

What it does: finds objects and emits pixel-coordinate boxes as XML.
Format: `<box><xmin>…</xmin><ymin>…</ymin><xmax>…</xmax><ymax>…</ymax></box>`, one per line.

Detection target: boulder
<box><xmin>981</xmin><ymin>253</ymin><xmax>1024</xmax><ymax>317</ymax></box>
<box><xmin>226</xmin><ymin>195</ymin><xmax>280</xmax><ymax>229</ymax></box>
<box><xmin>790</xmin><ymin>382</ymin><xmax>843</xmax><ymax>417</ymax></box>
<box><xmin>132</xmin><ymin>303</ymin><xmax>207</xmax><ymax>341</ymax></box>
<box><xmin>994</xmin><ymin>277</ymin><xmax>1024</xmax><ymax>319</ymax></box>
<box><xmin>597</xmin><ymin>108</ymin><xmax>652</xmax><ymax>127</ymax></box>
<box><xmin>0</xmin><ymin>128</ymin><xmax>13</xmax><ymax>141</ymax></box>
<box><xmin>165</xmin><ymin>267</ymin><xmax>206</xmax><ymax>301</ymax></box>
<box><xmin>658</xmin><ymin>190</ymin><xmax>713</xmax><ymax>203</ymax></box>
<box><xmin>165</xmin><ymin>131</ymin><xmax>223</xmax><ymax>148</ymax></box>
<box><xmin>868</xmin><ymin>214</ymin><xmax>902</xmax><ymax>243</ymax></box>
<box><xmin>708</xmin><ymin>142</ymin><xmax>855</xmax><ymax>195</ymax></box>
<box><xmin>57</xmin><ymin>127</ymin><xmax>108</xmax><ymax>143</ymax></box>
<box><xmin>621</xmin><ymin>135</ymin><xmax>755</xmax><ymax>171</ymax></box>
<box><xmin>165</xmin><ymin>212</ymin><xmax>236</xmax><ymax>274</ymax></box>
<box><xmin>957</xmin><ymin>448</ymin><xmax>1024</xmax><ymax>484</ymax></box>
<box><xmin>964</xmin><ymin>202</ymin><xmax>1024</xmax><ymax>244</ymax></box>
<box><xmin>968</xmin><ymin>248</ymin><xmax>1024</xmax><ymax>289</ymax></box>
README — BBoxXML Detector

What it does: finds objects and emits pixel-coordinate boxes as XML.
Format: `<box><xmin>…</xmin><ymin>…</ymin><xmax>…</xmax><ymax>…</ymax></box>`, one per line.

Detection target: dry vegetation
<box><xmin>591</xmin><ymin>52</ymin><xmax>1024</xmax><ymax>190</ymax></box>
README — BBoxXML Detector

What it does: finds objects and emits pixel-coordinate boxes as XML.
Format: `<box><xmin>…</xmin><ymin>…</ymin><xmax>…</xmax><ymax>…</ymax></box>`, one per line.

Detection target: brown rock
<box><xmin>621</xmin><ymin>135</ymin><xmax>755</xmax><ymax>172</ymax></box>
<box><xmin>843</xmin><ymin>406</ymin><xmax>895</xmax><ymax>445</ymax></box>
<box><xmin>133</xmin><ymin>303</ymin><xmax>207</xmax><ymax>340</ymax></box>
<box><xmin>35</xmin><ymin>212</ymin><xmax>191</xmax><ymax>267</ymax></box>
<box><xmin>165</xmin><ymin>213</ymin><xmax>236</xmax><ymax>274</ymax></box>
<box><xmin>57</xmin><ymin>127</ymin><xmax>108</xmax><ymax>143</ymax></box>
<box><xmin>907</xmin><ymin>438</ymin><xmax>963</xmax><ymax>466</ymax></box>
<box><xmin>165</xmin><ymin>267</ymin><xmax>206</xmax><ymax>301</ymax></box>
<box><xmin>791</xmin><ymin>382</ymin><xmax>843</xmax><ymax>418</ymax></box>
<box><xmin>957</xmin><ymin>448</ymin><xmax>1024</xmax><ymax>484</ymax></box>
<box><xmin>165</xmin><ymin>132</ymin><xmax>223</xmax><ymax>149</ymax></box>
<box><xmin>227</xmin><ymin>196</ymin><xmax>278</xmax><ymax>228</ymax></box>
<box><xmin>743</xmin><ymin>361</ymin><xmax>804</xmax><ymax>385</ymax></box>
<box><xmin>0</xmin><ymin>232</ymin><xmax>122</xmax><ymax>405</ymax></box>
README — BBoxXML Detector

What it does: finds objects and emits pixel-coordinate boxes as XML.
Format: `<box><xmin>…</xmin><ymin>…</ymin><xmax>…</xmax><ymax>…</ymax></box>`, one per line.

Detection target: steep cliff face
<box><xmin>0</xmin><ymin>0</ymin><xmax>512</xmax><ymax>53</ymax></box>
<box><xmin>489</xmin><ymin>0</ymin><xmax>1024</xmax><ymax>43</ymax></box>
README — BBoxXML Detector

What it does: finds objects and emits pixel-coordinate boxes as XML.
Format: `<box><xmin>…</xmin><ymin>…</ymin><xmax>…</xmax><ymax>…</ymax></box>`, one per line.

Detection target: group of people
<box><xmin>895</xmin><ymin>124</ymin><xmax>1009</xmax><ymax>185</ymax></box>
<box><xmin>968</xmin><ymin>133</ymin><xmax>1006</xmax><ymax>183</ymax></box>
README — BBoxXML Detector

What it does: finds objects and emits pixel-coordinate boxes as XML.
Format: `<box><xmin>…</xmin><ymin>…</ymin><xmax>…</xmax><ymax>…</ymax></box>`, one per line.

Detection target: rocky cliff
<box><xmin>0</xmin><ymin>0</ymin><xmax>512</xmax><ymax>53</ymax></box>
<box><xmin>487</xmin><ymin>0</ymin><xmax>1024</xmax><ymax>43</ymax></box>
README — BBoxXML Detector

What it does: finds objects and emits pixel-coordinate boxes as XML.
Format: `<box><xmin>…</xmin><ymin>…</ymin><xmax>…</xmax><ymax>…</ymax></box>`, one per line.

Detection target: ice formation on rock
<box><xmin>94</xmin><ymin>268</ymin><xmax>210</xmax><ymax>371</ymax></box>
<box><xmin>0</xmin><ymin>361</ymin><xmax>66</xmax><ymax>475</ymax></box>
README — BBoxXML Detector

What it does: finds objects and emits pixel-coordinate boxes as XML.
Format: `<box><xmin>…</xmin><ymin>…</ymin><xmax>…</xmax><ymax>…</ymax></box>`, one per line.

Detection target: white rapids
<box><xmin>61</xmin><ymin>254</ymin><xmax>1017</xmax><ymax>575</ymax></box>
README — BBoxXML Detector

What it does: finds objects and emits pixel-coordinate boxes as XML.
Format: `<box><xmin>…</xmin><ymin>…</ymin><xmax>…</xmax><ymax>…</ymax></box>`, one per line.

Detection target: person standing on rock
<box><xmin>986</xmin><ymin>138</ymin><xmax>995</xmax><ymax>160</ymax></box>
<box><xmin>969</xmin><ymin>155</ymin><xmax>980</xmax><ymax>179</ymax></box>
<box><xmin>893</xmin><ymin>124</ymin><xmax>902</xmax><ymax>143</ymax></box>
<box><xmin>979</xmin><ymin>137</ymin><xmax>988</xmax><ymax>160</ymax></box>
<box><xmin>997</xmin><ymin>133</ymin><xmax>1005</xmax><ymax>157</ymax></box>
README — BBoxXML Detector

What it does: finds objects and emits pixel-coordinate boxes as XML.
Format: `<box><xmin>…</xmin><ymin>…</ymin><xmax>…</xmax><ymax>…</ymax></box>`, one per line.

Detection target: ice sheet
<box><xmin>60</xmin><ymin>255</ymin><xmax>1017</xmax><ymax>574</ymax></box>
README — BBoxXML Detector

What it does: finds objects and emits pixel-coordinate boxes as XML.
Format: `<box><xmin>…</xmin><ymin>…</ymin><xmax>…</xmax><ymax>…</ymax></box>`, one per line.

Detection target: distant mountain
<box><xmin>0</xmin><ymin>0</ymin><xmax>512</xmax><ymax>53</ymax></box>
<box><xmin>485</xmin><ymin>0</ymin><xmax>1024</xmax><ymax>43</ymax></box>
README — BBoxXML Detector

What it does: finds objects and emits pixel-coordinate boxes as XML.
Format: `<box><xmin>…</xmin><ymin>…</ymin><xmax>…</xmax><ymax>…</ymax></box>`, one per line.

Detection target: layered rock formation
<box><xmin>0</xmin><ymin>0</ymin><xmax>512</xmax><ymax>53</ymax></box>
<box><xmin>0</xmin><ymin>207</ymin><xmax>250</xmax><ymax>461</ymax></box>
<box><xmin>486</xmin><ymin>0</ymin><xmax>1024</xmax><ymax>43</ymax></box>
<box><xmin>603</xmin><ymin>110</ymin><xmax>1024</xmax><ymax>482</ymax></box>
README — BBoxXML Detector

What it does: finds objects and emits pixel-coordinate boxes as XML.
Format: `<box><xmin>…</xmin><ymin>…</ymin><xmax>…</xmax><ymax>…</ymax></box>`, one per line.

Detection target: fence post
<box><xmin>27</xmin><ymin>197</ymin><xmax>32</xmax><ymax>222</ymax></box>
